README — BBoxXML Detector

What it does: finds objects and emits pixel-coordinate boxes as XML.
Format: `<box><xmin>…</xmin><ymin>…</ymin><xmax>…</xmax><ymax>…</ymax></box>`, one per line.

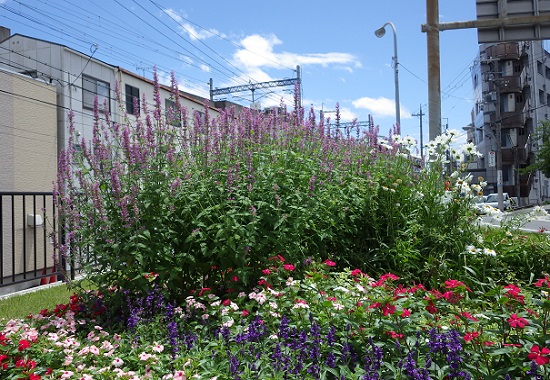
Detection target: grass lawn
<box><xmin>0</xmin><ymin>283</ymin><xmax>74</xmax><ymax>321</ymax></box>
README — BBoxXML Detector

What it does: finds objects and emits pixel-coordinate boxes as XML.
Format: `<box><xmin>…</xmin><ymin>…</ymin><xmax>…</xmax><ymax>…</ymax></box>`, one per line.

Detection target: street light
<box><xmin>374</xmin><ymin>22</ymin><xmax>400</xmax><ymax>127</ymax></box>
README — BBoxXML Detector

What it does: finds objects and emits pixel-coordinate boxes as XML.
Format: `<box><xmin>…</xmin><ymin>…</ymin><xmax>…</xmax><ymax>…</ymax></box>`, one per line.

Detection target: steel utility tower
<box><xmin>209</xmin><ymin>66</ymin><xmax>301</xmax><ymax>106</ymax></box>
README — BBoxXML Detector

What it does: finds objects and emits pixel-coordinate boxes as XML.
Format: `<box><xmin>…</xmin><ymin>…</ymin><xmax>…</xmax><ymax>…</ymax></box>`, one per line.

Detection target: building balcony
<box><xmin>488</xmin><ymin>76</ymin><xmax>522</xmax><ymax>93</ymax></box>
<box><xmin>486</xmin><ymin>43</ymin><xmax>520</xmax><ymax>61</ymax></box>
<box><xmin>501</xmin><ymin>111</ymin><xmax>525</xmax><ymax>128</ymax></box>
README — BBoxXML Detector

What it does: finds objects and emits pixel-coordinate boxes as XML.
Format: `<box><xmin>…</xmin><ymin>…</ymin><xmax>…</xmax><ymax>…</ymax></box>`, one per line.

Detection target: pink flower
<box><xmin>262</xmin><ymin>269</ymin><xmax>271</xmax><ymax>275</ymax></box>
<box><xmin>112</xmin><ymin>358</ymin><xmax>124</xmax><ymax>367</ymax></box>
<box><xmin>283</xmin><ymin>264</ymin><xmax>295</xmax><ymax>271</ymax></box>
<box><xmin>152</xmin><ymin>343</ymin><xmax>164</xmax><ymax>353</ymax></box>
<box><xmin>401</xmin><ymin>308</ymin><xmax>411</xmax><ymax>318</ymax></box>
<box><xmin>323</xmin><ymin>259</ymin><xmax>336</xmax><ymax>267</ymax></box>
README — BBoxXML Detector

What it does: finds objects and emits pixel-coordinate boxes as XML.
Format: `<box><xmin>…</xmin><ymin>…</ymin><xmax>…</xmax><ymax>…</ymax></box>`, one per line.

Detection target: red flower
<box><xmin>323</xmin><ymin>259</ymin><xmax>336</xmax><ymax>267</ymax></box>
<box><xmin>386</xmin><ymin>331</ymin><xmax>403</xmax><ymax>339</ymax></box>
<box><xmin>534</xmin><ymin>276</ymin><xmax>550</xmax><ymax>288</ymax></box>
<box><xmin>527</xmin><ymin>345</ymin><xmax>550</xmax><ymax>365</ymax></box>
<box><xmin>222</xmin><ymin>299</ymin><xmax>231</xmax><ymax>306</ymax></box>
<box><xmin>18</xmin><ymin>339</ymin><xmax>31</xmax><ymax>351</ymax></box>
<box><xmin>15</xmin><ymin>358</ymin><xmax>35</xmax><ymax>369</ymax></box>
<box><xmin>507</xmin><ymin>314</ymin><xmax>529</xmax><ymax>329</ymax></box>
<box><xmin>444</xmin><ymin>279</ymin><xmax>471</xmax><ymax>292</ymax></box>
<box><xmin>268</xmin><ymin>255</ymin><xmax>285</xmax><ymax>262</ymax></box>
<box><xmin>382</xmin><ymin>303</ymin><xmax>396</xmax><ymax>316</ymax></box>
<box><xmin>283</xmin><ymin>264</ymin><xmax>295</xmax><ymax>271</ymax></box>
<box><xmin>459</xmin><ymin>311</ymin><xmax>479</xmax><ymax>322</ymax></box>
<box><xmin>241</xmin><ymin>310</ymin><xmax>249</xmax><ymax>317</ymax></box>
<box><xmin>503</xmin><ymin>343</ymin><xmax>522</xmax><ymax>347</ymax></box>
<box><xmin>198</xmin><ymin>287</ymin><xmax>211</xmax><ymax>297</ymax></box>
<box><xmin>504</xmin><ymin>284</ymin><xmax>525</xmax><ymax>303</ymax></box>
<box><xmin>463</xmin><ymin>331</ymin><xmax>480</xmax><ymax>342</ymax></box>
<box><xmin>262</xmin><ymin>269</ymin><xmax>271</xmax><ymax>275</ymax></box>
<box><xmin>0</xmin><ymin>333</ymin><xmax>7</xmax><ymax>346</ymax></box>
<box><xmin>28</xmin><ymin>375</ymin><xmax>42</xmax><ymax>380</ymax></box>
<box><xmin>380</xmin><ymin>273</ymin><xmax>399</xmax><ymax>281</ymax></box>
<box><xmin>425</xmin><ymin>301</ymin><xmax>437</xmax><ymax>314</ymax></box>
<box><xmin>0</xmin><ymin>354</ymin><xmax>8</xmax><ymax>362</ymax></box>
<box><xmin>350</xmin><ymin>269</ymin><xmax>363</xmax><ymax>277</ymax></box>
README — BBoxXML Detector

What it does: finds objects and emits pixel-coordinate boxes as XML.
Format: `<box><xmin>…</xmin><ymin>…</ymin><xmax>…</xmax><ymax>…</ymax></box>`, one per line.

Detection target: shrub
<box><xmin>55</xmin><ymin>71</ymin><xmax>483</xmax><ymax>308</ymax></box>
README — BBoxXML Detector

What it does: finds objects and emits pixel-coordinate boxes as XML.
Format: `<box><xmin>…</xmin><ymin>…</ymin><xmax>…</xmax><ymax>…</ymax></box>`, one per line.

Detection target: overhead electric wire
<box><xmin>2</xmin><ymin>0</ymin><xmax>293</xmax><ymax>107</ymax></box>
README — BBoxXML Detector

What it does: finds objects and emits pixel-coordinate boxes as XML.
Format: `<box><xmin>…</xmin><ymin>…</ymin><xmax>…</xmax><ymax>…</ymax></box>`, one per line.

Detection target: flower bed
<box><xmin>2</xmin><ymin>258</ymin><xmax>550</xmax><ymax>379</ymax></box>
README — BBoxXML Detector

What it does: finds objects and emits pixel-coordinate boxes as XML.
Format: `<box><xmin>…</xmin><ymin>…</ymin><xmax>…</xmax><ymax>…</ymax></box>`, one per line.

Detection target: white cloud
<box><xmin>199</xmin><ymin>64</ymin><xmax>211</xmax><ymax>73</ymax></box>
<box><xmin>352</xmin><ymin>96</ymin><xmax>410</xmax><ymax>119</ymax></box>
<box><xmin>233</xmin><ymin>34</ymin><xmax>361</xmax><ymax>72</ymax></box>
<box><xmin>163</xmin><ymin>8</ymin><xmax>225</xmax><ymax>40</ymax></box>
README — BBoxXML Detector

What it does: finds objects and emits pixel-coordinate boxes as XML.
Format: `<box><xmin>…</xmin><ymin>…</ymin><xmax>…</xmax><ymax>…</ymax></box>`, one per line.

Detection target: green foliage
<box><xmin>520</xmin><ymin>120</ymin><xmax>550</xmax><ymax>177</ymax></box>
<box><xmin>55</xmin><ymin>74</ymin><xmax>483</xmax><ymax>307</ymax></box>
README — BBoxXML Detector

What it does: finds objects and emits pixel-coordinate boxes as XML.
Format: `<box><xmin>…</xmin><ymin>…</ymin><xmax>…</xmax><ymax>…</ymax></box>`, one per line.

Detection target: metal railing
<box><xmin>0</xmin><ymin>192</ymin><xmax>68</xmax><ymax>293</ymax></box>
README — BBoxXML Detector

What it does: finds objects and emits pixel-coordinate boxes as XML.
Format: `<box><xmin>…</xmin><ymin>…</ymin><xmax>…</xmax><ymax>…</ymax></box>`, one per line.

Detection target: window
<box><xmin>165</xmin><ymin>99</ymin><xmax>183</xmax><ymax>127</ymax></box>
<box><xmin>516</xmin><ymin>94</ymin><xmax>524</xmax><ymax>103</ymax></box>
<box><xmin>540</xmin><ymin>89</ymin><xmax>546</xmax><ymax>105</ymax></box>
<box><xmin>125</xmin><ymin>84</ymin><xmax>140</xmax><ymax>115</ymax></box>
<box><xmin>538</xmin><ymin>61</ymin><xmax>544</xmax><ymax>75</ymax></box>
<box><xmin>83</xmin><ymin>75</ymin><xmax>110</xmax><ymax>112</ymax></box>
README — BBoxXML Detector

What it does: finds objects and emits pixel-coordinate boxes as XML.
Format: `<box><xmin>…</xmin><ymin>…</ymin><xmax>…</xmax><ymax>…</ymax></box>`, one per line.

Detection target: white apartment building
<box><xmin>469</xmin><ymin>40</ymin><xmax>550</xmax><ymax>205</ymax></box>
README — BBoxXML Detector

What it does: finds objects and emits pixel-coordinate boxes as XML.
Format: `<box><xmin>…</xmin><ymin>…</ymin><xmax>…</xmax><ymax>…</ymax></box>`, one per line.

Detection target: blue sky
<box><xmin>1</xmin><ymin>0</ymin><xmax>483</xmax><ymax>144</ymax></box>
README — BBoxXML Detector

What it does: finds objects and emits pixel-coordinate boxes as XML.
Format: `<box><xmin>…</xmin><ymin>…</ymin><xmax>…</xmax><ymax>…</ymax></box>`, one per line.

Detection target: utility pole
<box><xmin>412</xmin><ymin>105</ymin><xmax>425</xmax><ymax>160</ymax></box>
<box><xmin>426</xmin><ymin>0</ymin><xmax>441</xmax><ymax>141</ymax></box>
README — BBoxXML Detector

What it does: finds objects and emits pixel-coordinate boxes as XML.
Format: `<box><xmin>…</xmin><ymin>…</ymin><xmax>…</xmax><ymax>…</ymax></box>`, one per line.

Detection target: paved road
<box><xmin>481</xmin><ymin>205</ymin><xmax>550</xmax><ymax>234</ymax></box>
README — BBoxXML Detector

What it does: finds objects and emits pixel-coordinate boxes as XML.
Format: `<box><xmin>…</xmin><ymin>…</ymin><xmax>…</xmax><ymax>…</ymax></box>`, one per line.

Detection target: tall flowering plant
<box><xmin>55</xmin><ymin>70</ymin><xmax>485</xmax><ymax>309</ymax></box>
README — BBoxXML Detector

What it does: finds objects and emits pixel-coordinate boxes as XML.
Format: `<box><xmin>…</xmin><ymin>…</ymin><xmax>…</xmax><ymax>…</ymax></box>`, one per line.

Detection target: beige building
<box><xmin>0</xmin><ymin>27</ymin><xmax>226</xmax><ymax>294</ymax></box>
<box><xmin>0</xmin><ymin>67</ymin><xmax>57</xmax><ymax>294</ymax></box>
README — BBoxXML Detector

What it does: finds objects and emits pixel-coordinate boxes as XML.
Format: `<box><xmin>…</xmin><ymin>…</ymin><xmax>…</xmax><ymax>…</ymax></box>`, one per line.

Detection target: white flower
<box><xmin>139</xmin><ymin>352</ymin><xmax>153</xmax><ymax>361</ymax></box>
<box><xmin>465</xmin><ymin>245</ymin><xmax>480</xmax><ymax>255</ymax></box>
<box><xmin>531</xmin><ymin>206</ymin><xmax>549</xmax><ymax>218</ymax></box>
<box><xmin>112</xmin><ymin>357</ymin><xmax>124</xmax><ymax>367</ymax></box>
<box><xmin>483</xmin><ymin>248</ymin><xmax>497</xmax><ymax>257</ymax></box>
<box><xmin>333</xmin><ymin>286</ymin><xmax>350</xmax><ymax>293</ymax></box>
<box><xmin>403</xmin><ymin>135</ymin><xmax>416</xmax><ymax>146</ymax></box>
<box><xmin>222</xmin><ymin>318</ymin><xmax>234</xmax><ymax>328</ymax></box>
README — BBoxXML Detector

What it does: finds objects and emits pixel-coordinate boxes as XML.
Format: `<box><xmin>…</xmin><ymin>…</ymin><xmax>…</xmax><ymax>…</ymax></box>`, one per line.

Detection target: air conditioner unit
<box><xmin>27</xmin><ymin>214</ymin><xmax>43</xmax><ymax>227</ymax></box>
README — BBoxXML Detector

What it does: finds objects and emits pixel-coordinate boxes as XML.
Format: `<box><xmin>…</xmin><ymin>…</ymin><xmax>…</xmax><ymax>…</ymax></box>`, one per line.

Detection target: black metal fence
<box><xmin>0</xmin><ymin>192</ymin><xmax>69</xmax><ymax>295</ymax></box>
